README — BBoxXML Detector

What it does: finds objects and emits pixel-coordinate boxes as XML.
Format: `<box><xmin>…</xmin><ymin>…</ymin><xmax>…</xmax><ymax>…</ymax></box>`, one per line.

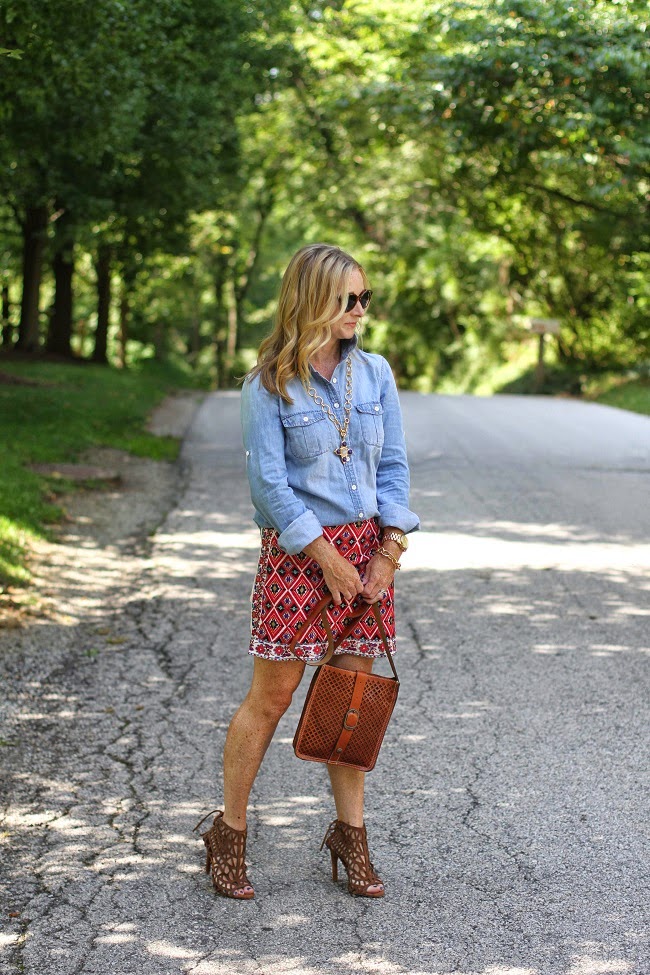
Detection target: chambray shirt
<box><xmin>241</xmin><ymin>338</ymin><xmax>419</xmax><ymax>555</ymax></box>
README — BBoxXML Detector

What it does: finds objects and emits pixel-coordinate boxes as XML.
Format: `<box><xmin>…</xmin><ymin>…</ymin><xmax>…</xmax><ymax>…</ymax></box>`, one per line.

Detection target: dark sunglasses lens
<box><xmin>345</xmin><ymin>290</ymin><xmax>372</xmax><ymax>312</ymax></box>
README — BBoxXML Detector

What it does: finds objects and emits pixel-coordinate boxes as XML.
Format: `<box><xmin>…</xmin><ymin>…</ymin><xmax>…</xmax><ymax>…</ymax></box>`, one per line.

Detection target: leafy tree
<box><xmin>0</xmin><ymin>0</ymin><xmax>289</xmax><ymax>356</ymax></box>
<box><xmin>394</xmin><ymin>0</ymin><xmax>649</xmax><ymax>372</ymax></box>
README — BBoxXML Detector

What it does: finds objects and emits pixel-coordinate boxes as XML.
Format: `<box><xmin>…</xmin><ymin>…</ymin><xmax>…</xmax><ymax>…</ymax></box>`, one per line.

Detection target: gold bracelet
<box><xmin>376</xmin><ymin>546</ymin><xmax>401</xmax><ymax>570</ymax></box>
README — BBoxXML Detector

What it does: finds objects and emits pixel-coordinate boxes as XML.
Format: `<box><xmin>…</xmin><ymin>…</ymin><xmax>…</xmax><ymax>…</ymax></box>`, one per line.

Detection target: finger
<box><xmin>362</xmin><ymin>586</ymin><xmax>387</xmax><ymax>603</ymax></box>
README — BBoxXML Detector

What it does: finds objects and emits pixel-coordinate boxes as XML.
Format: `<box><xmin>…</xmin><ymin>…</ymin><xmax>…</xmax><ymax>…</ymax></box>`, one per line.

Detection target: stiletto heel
<box><xmin>330</xmin><ymin>848</ymin><xmax>339</xmax><ymax>882</ymax></box>
<box><xmin>321</xmin><ymin>820</ymin><xmax>384</xmax><ymax>898</ymax></box>
<box><xmin>193</xmin><ymin>810</ymin><xmax>255</xmax><ymax>900</ymax></box>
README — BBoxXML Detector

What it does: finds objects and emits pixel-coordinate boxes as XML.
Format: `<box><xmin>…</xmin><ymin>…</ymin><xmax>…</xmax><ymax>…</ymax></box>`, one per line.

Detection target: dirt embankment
<box><xmin>0</xmin><ymin>392</ymin><xmax>203</xmax><ymax>629</ymax></box>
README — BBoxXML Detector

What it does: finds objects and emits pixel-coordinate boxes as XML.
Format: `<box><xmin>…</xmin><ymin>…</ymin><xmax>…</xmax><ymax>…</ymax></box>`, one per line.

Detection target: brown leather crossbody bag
<box><xmin>290</xmin><ymin>595</ymin><xmax>399</xmax><ymax>772</ymax></box>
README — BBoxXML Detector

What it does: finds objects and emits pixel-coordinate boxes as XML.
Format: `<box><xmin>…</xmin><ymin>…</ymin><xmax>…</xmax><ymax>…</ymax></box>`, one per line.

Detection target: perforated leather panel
<box><xmin>294</xmin><ymin>664</ymin><xmax>399</xmax><ymax>771</ymax></box>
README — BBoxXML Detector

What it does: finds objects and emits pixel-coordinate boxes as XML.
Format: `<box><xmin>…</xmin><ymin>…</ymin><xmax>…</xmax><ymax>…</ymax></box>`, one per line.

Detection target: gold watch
<box><xmin>382</xmin><ymin>531</ymin><xmax>408</xmax><ymax>552</ymax></box>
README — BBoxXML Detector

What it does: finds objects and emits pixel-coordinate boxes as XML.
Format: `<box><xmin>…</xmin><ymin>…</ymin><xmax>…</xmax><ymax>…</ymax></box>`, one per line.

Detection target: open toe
<box><xmin>194</xmin><ymin>810</ymin><xmax>255</xmax><ymax>900</ymax></box>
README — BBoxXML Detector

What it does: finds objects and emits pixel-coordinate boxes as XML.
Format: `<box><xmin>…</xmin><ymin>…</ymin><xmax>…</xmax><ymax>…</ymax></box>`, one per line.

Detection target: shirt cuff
<box><xmin>277</xmin><ymin>510</ymin><xmax>323</xmax><ymax>555</ymax></box>
<box><xmin>377</xmin><ymin>504</ymin><xmax>420</xmax><ymax>535</ymax></box>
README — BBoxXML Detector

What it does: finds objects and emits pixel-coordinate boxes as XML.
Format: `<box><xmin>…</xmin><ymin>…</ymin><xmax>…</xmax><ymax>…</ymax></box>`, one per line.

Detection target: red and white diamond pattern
<box><xmin>249</xmin><ymin>520</ymin><xmax>396</xmax><ymax>663</ymax></box>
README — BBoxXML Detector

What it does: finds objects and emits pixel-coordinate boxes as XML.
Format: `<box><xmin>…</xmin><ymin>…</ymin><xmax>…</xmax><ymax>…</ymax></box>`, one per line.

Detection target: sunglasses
<box><xmin>342</xmin><ymin>290</ymin><xmax>373</xmax><ymax>313</ymax></box>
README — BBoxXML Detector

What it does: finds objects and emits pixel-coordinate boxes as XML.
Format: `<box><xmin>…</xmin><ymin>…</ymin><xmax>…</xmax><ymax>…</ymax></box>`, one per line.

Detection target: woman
<box><xmin>195</xmin><ymin>243</ymin><xmax>418</xmax><ymax>900</ymax></box>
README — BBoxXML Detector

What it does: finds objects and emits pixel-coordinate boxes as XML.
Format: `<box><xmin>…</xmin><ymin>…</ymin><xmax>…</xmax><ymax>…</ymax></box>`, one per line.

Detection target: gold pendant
<box><xmin>334</xmin><ymin>442</ymin><xmax>352</xmax><ymax>464</ymax></box>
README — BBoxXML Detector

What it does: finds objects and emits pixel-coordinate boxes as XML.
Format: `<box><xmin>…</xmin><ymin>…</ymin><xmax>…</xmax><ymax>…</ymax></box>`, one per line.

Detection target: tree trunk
<box><xmin>226</xmin><ymin>275</ymin><xmax>238</xmax><ymax>364</ymax></box>
<box><xmin>118</xmin><ymin>285</ymin><xmax>129</xmax><ymax>369</ymax></box>
<box><xmin>233</xmin><ymin>181</ymin><xmax>275</xmax><ymax>352</ymax></box>
<box><xmin>1</xmin><ymin>283</ymin><xmax>12</xmax><ymax>347</ymax></box>
<box><xmin>47</xmin><ymin>243</ymin><xmax>74</xmax><ymax>357</ymax></box>
<box><xmin>17</xmin><ymin>205</ymin><xmax>48</xmax><ymax>351</ymax></box>
<box><xmin>187</xmin><ymin>312</ymin><xmax>201</xmax><ymax>364</ymax></box>
<box><xmin>214</xmin><ymin>254</ymin><xmax>228</xmax><ymax>389</ymax></box>
<box><xmin>76</xmin><ymin>315</ymin><xmax>87</xmax><ymax>357</ymax></box>
<box><xmin>92</xmin><ymin>245</ymin><xmax>111</xmax><ymax>364</ymax></box>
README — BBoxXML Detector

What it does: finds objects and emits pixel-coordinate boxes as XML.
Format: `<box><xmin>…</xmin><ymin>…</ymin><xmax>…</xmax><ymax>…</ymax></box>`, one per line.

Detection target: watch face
<box><xmin>399</xmin><ymin>533</ymin><xmax>409</xmax><ymax>550</ymax></box>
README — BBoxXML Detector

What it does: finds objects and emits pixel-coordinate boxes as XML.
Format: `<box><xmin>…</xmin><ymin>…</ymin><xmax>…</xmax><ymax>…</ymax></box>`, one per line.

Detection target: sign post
<box><xmin>528</xmin><ymin>318</ymin><xmax>560</xmax><ymax>391</ymax></box>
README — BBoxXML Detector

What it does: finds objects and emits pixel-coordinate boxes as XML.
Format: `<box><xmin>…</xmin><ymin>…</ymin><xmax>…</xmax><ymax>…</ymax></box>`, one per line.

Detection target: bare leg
<box><xmin>223</xmin><ymin>656</ymin><xmax>304</xmax><ymax>830</ymax></box>
<box><xmin>326</xmin><ymin>653</ymin><xmax>374</xmax><ymax>826</ymax></box>
<box><xmin>325</xmin><ymin>653</ymin><xmax>383</xmax><ymax>895</ymax></box>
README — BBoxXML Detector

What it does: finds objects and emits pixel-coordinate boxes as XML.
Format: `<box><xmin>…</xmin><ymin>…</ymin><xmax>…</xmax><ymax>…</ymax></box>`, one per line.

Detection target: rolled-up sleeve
<box><xmin>241</xmin><ymin>377</ymin><xmax>323</xmax><ymax>554</ymax></box>
<box><xmin>375</xmin><ymin>358</ymin><xmax>420</xmax><ymax>534</ymax></box>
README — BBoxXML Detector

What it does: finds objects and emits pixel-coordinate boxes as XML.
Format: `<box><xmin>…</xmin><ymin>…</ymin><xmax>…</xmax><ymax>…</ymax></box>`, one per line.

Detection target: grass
<box><xmin>0</xmin><ymin>357</ymin><xmax>196</xmax><ymax>590</ymax></box>
<box><xmin>493</xmin><ymin>361</ymin><xmax>650</xmax><ymax>417</ymax></box>
<box><xmin>588</xmin><ymin>377</ymin><xmax>650</xmax><ymax>417</ymax></box>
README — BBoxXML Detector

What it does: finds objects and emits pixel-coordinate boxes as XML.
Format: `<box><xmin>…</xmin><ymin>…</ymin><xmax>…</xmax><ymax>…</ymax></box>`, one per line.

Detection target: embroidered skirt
<box><xmin>249</xmin><ymin>519</ymin><xmax>396</xmax><ymax>663</ymax></box>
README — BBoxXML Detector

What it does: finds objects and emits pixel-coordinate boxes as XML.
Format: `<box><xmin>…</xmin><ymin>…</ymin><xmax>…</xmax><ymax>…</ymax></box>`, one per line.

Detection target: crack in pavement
<box><xmin>2</xmin><ymin>393</ymin><xmax>649</xmax><ymax>975</ymax></box>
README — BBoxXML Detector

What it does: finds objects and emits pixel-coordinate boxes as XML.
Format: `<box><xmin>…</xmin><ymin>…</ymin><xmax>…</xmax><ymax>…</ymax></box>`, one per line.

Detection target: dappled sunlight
<box><xmin>95</xmin><ymin>932</ymin><xmax>138</xmax><ymax>945</ymax></box>
<box><xmin>146</xmin><ymin>939</ymin><xmax>201</xmax><ymax>959</ymax></box>
<box><xmin>156</xmin><ymin>527</ymin><xmax>261</xmax><ymax>551</ymax></box>
<box><xmin>405</xmin><ymin>564</ymin><xmax>649</xmax><ymax>661</ymax></box>
<box><xmin>187</xmin><ymin>958</ymin><xmax>323</xmax><ymax>975</ymax></box>
<box><xmin>255</xmin><ymin>794</ymin><xmax>327</xmax><ymax>830</ymax></box>
<box><xmin>2</xmin><ymin>398</ymin><xmax>647</xmax><ymax>975</ymax></box>
<box><xmin>166</xmin><ymin>507</ymin><xmax>252</xmax><ymax>527</ymax></box>
<box><xmin>273</xmin><ymin>914</ymin><xmax>310</xmax><ymax>927</ymax></box>
<box><xmin>3</xmin><ymin>807</ymin><xmax>81</xmax><ymax>829</ymax></box>
<box><xmin>151</xmin><ymin>526</ymin><xmax>260</xmax><ymax>590</ymax></box>
<box><xmin>566</xmin><ymin>956</ymin><xmax>633</xmax><ymax>975</ymax></box>
<box><xmin>406</xmin><ymin>531</ymin><xmax>650</xmax><ymax>573</ymax></box>
<box><xmin>329</xmin><ymin>958</ymin><xmax>540</xmax><ymax>975</ymax></box>
<box><xmin>26</xmin><ymin>540</ymin><xmax>143</xmax><ymax>626</ymax></box>
<box><xmin>532</xmin><ymin>644</ymin><xmax>580</xmax><ymax>655</ymax></box>
<box><xmin>432</xmin><ymin>520</ymin><xmax>639</xmax><ymax>545</ymax></box>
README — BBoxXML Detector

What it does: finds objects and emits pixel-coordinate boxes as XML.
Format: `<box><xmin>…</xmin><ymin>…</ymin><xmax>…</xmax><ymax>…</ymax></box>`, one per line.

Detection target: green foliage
<box><xmin>208</xmin><ymin>0</ymin><xmax>648</xmax><ymax>389</ymax></box>
<box><xmin>590</xmin><ymin>376</ymin><xmax>650</xmax><ymax>416</ymax></box>
<box><xmin>0</xmin><ymin>359</ymin><xmax>191</xmax><ymax>588</ymax></box>
<box><xmin>0</xmin><ymin>0</ymin><xmax>647</xmax><ymax>388</ymax></box>
<box><xmin>0</xmin><ymin>518</ymin><xmax>33</xmax><ymax>588</ymax></box>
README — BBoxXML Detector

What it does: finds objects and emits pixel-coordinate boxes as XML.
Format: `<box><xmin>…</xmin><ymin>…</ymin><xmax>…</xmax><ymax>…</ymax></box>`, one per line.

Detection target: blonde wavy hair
<box><xmin>250</xmin><ymin>243</ymin><xmax>368</xmax><ymax>404</ymax></box>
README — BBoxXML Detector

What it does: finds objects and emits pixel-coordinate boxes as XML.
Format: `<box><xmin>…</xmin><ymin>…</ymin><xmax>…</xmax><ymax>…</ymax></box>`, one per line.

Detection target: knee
<box><xmin>251</xmin><ymin>686</ymin><xmax>294</xmax><ymax>725</ymax></box>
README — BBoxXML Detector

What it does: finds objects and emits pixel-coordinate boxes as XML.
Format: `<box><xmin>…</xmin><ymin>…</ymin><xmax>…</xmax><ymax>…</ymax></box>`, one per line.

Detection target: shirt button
<box><xmin>359</xmin><ymin>511</ymin><xmax>364</xmax><ymax>518</ymax></box>
<box><xmin>334</xmin><ymin>402</ymin><xmax>340</xmax><ymax>408</ymax></box>
<box><xmin>374</xmin><ymin>405</ymin><xmax>380</xmax><ymax>411</ymax></box>
<box><xmin>303</xmin><ymin>417</ymin><xmax>309</xmax><ymax>422</ymax></box>
<box><xmin>332</xmin><ymin>377</ymin><xmax>337</xmax><ymax>383</ymax></box>
<box><xmin>246</xmin><ymin>450</ymin><xmax>250</xmax><ymax>456</ymax></box>
<box><xmin>351</xmin><ymin>484</ymin><xmax>357</xmax><ymax>490</ymax></box>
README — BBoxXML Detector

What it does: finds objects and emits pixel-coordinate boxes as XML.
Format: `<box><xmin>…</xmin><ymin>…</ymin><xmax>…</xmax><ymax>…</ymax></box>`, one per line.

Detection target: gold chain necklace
<box><xmin>307</xmin><ymin>355</ymin><xmax>354</xmax><ymax>464</ymax></box>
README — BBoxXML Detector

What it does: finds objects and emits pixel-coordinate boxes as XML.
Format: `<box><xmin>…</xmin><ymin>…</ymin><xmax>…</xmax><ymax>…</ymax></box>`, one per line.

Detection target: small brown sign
<box><xmin>528</xmin><ymin>317</ymin><xmax>560</xmax><ymax>335</ymax></box>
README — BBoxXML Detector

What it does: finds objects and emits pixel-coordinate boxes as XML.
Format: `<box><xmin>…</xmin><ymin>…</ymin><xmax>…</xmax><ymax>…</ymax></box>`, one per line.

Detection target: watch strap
<box><xmin>382</xmin><ymin>531</ymin><xmax>407</xmax><ymax>551</ymax></box>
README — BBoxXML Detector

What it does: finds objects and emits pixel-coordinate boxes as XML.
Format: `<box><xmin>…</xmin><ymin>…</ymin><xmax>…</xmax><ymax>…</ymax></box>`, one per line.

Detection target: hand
<box><xmin>360</xmin><ymin>553</ymin><xmax>395</xmax><ymax>603</ymax></box>
<box><xmin>303</xmin><ymin>536</ymin><xmax>364</xmax><ymax>606</ymax></box>
<box><xmin>320</xmin><ymin>550</ymin><xmax>365</xmax><ymax>606</ymax></box>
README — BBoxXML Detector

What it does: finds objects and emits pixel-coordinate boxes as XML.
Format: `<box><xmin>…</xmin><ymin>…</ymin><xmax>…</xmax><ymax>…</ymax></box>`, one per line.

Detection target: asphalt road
<box><xmin>1</xmin><ymin>392</ymin><xmax>649</xmax><ymax>975</ymax></box>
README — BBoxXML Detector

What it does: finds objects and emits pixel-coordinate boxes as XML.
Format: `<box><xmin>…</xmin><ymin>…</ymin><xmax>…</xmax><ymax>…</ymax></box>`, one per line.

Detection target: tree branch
<box><xmin>521</xmin><ymin>181</ymin><xmax>630</xmax><ymax>218</ymax></box>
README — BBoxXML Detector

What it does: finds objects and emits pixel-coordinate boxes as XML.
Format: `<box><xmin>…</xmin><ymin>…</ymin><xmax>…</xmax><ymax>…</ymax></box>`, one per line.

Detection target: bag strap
<box><xmin>288</xmin><ymin>594</ymin><xmax>398</xmax><ymax>680</ymax></box>
<box><xmin>287</xmin><ymin>594</ymin><xmax>337</xmax><ymax>665</ymax></box>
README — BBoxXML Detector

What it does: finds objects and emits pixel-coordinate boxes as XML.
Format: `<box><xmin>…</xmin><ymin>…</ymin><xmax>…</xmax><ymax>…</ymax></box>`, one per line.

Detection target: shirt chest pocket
<box><xmin>355</xmin><ymin>402</ymin><xmax>384</xmax><ymax>447</ymax></box>
<box><xmin>281</xmin><ymin>410</ymin><xmax>335</xmax><ymax>459</ymax></box>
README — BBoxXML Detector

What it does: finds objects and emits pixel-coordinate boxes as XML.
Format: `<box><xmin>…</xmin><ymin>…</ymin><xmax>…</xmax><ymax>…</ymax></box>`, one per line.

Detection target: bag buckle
<box><xmin>343</xmin><ymin>708</ymin><xmax>360</xmax><ymax>731</ymax></box>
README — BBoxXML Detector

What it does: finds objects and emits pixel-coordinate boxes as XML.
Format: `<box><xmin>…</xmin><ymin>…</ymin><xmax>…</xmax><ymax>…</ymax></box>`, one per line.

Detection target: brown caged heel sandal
<box><xmin>193</xmin><ymin>810</ymin><xmax>254</xmax><ymax>900</ymax></box>
<box><xmin>321</xmin><ymin>820</ymin><xmax>385</xmax><ymax>898</ymax></box>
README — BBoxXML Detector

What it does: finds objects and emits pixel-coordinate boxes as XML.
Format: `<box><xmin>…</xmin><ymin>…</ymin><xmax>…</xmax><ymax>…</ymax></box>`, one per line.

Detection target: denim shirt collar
<box><xmin>241</xmin><ymin>341</ymin><xmax>420</xmax><ymax>554</ymax></box>
<box><xmin>309</xmin><ymin>335</ymin><xmax>358</xmax><ymax>380</ymax></box>
<box><xmin>340</xmin><ymin>335</ymin><xmax>358</xmax><ymax>359</ymax></box>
